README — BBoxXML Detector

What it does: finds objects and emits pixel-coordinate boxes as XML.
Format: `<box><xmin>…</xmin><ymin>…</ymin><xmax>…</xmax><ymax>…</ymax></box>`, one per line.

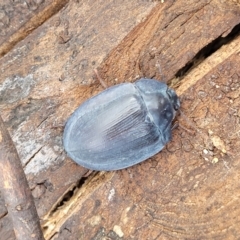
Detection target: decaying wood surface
<box><xmin>0</xmin><ymin>0</ymin><xmax>240</xmax><ymax>239</ymax></box>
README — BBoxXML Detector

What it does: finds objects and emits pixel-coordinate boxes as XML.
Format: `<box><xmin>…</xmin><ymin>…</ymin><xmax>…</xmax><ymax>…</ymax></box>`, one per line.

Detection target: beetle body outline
<box><xmin>63</xmin><ymin>78</ymin><xmax>180</xmax><ymax>171</ymax></box>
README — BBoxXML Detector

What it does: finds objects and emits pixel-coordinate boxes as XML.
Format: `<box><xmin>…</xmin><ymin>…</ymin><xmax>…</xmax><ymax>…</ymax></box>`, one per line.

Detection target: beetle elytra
<box><xmin>63</xmin><ymin>78</ymin><xmax>180</xmax><ymax>171</ymax></box>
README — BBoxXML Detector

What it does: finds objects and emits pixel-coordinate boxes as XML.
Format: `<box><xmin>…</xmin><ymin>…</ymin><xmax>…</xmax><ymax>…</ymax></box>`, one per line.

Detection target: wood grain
<box><xmin>0</xmin><ymin>0</ymin><xmax>240</xmax><ymax>239</ymax></box>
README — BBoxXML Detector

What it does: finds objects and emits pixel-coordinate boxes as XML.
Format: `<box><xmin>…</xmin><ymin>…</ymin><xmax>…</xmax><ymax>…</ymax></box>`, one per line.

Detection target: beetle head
<box><xmin>167</xmin><ymin>88</ymin><xmax>180</xmax><ymax>111</ymax></box>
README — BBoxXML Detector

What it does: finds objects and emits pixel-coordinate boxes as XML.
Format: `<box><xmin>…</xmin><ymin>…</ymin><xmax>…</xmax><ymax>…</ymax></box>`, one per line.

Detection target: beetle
<box><xmin>63</xmin><ymin>78</ymin><xmax>180</xmax><ymax>171</ymax></box>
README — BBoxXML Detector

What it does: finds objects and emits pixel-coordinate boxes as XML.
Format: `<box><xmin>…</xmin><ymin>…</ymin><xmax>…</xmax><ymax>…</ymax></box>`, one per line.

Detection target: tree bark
<box><xmin>0</xmin><ymin>115</ymin><xmax>44</xmax><ymax>240</ymax></box>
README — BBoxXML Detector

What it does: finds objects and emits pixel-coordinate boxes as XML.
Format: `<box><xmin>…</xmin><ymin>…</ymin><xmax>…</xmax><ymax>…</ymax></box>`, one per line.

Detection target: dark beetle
<box><xmin>63</xmin><ymin>78</ymin><xmax>180</xmax><ymax>171</ymax></box>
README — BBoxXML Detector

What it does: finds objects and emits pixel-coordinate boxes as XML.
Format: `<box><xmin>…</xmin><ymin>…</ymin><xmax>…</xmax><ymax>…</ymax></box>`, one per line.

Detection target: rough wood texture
<box><xmin>0</xmin><ymin>0</ymin><xmax>69</xmax><ymax>57</ymax></box>
<box><xmin>0</xmin><ymin>0</ymin><xmax>157</xmax><ymax>239</ymax></box>
<box><xmin>0</xmin><ymin>115</ymin><xmax>44</xmax><ymax>239</ymax></box>
<box><xmin>0</xmin><ymin>0</ymin><xmax>240</xmax><ymax>239</ymax></box>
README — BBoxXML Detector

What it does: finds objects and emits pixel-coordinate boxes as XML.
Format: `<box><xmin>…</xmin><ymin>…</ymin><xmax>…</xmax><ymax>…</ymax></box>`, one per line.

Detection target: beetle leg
<box><xmin>83</xmin><ymin>170</ymin><xmax>94</xmax><ymax>177</ymax></box>
<box><xmin>156</xmin><ymin>60</ymin><xmax>167</xmax><ymax>83</ymax></box>
<box><xmin>179</xmin><ymin>109</ymin><xmax>202</xmax><ymax>135</ymax></box>
<box><xmin>171</xmin><ymin>121</ymin><xmax>179</xmax><ymax>130</ymax></box>
<box><xmin>178</xmin><ymin>122</ymin><xmax>196</xmax><ymax>136</ymax></box>
<box><xmin>94</xmin><ymin>69</ymin><xmax>108</xmax><ymax>89</ymax></box>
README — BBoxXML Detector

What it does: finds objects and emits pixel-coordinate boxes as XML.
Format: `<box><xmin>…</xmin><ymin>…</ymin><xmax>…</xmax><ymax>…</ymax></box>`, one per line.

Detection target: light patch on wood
<box><xmin>1</xmin><ymin>161</ymin><xmax>12</xmax><ymax>189</ymax></box>
<box><xmin>176</xmin><ymin>167</ymin><xmax>183</xmax><ymax>177</ymax></box>
<box><xmin>211</xmin><ymin>136</ymin><xmax>227</xmax><ymax>154</ymax></box>
<box><xmin>0</xmin><ymin>131</ymin><xmax>2</xmax><ymax>142</ymax></box>
<box><xmin>3</xmin><ymin>179</ymin><xmax>11</xmax><ymax>189</ymax></box>
<box><xmin>212</xmin><ymin>157</ymin><xmax>219</xmax><ymax>164</ymax></box>
<box><xmin>25</xmin><ymin>146</ymin><xmax>59</xmax><ymax>175</ymax></box>
<box><xmin>121</xmin><ymin>207</ymin><xmax>131</xmax><ymax>225</ymax></box>
<box><xmin>87</xmin><ymin>215</ymin><xmax>101</xmax><ymax>227</ymax></box>
<box><xmin>113</xmin><ymin>225</ymin><xmax>124</xmax><ymax>238</ymax></box>
<box><xmin>108</xmin><ymin>188</ymin><xmax>115</xmax><ymax>201</ymax></box>
<box><xmin>0</xmin><ymin>74</ymin><xmax>35</xmax><ymax>103</ymax></box>
<box><xmin>13</xmin><ymin>137</ymin><xmax>43</xmax><ymax>167</ymax></box>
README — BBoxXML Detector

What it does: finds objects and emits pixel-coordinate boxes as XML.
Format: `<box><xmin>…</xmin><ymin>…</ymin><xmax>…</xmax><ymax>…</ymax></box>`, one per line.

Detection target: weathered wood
<box><xmin>0</xmin><ymin>115</ymin><xmax>44</xmax><ymax>240</ymax></box>
<box><xmin>100</xmin><ymin>0</ymin><xmax>240</xmax><ymax>83</ymax></box>
<box><xmin>0</xmin><ymin>0</ymin><xmax>157</xmax><ymax>239</ymax></box>
<box><xmin>0</xmin><ymin>0</ymin><xmax>240</xmax><ymax>239</ymax></box>
<box><xmin>0</xmin><ymin>0</ymin><xmax>69</xmax><ymax>57</ymax></box>
<box><xmin>44</xmin><ymin>34</ymin><xmax>240</xmax><ymax>239</ymax></box>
